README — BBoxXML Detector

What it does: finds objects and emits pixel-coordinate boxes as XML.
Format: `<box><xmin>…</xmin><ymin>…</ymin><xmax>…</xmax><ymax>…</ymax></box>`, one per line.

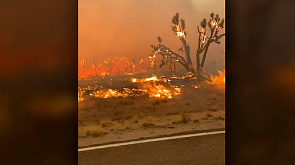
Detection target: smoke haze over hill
<box><xmin>79</xmin><ymin>0</ymin><xmax>224</xmax><ymax>69</ymax></box>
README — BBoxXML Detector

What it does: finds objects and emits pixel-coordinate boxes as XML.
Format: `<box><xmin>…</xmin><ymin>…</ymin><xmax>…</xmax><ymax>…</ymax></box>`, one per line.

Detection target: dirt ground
<box><xmin>78</xmin><ymin>84</ymin><xmax>225</xmax><ymax>147</ymax></box>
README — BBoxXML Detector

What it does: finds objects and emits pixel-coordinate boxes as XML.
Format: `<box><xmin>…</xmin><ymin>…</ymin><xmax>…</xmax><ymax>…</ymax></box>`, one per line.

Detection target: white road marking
<box><xmin>78</xmin><ymin>130</ymin><xmax>225</xmax><ymax>152</ymax></box>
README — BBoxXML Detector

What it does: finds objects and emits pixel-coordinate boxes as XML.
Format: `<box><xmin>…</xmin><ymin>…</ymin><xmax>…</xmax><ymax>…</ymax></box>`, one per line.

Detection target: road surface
<box><xmin>78</xmin><ymin>132</ymin><xmax>225</xmax><ymax>165</ymax></box>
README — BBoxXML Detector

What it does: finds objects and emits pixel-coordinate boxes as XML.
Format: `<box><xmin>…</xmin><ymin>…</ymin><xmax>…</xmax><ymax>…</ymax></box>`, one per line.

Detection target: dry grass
<box><xmin>81</xmin><ymin>125</ymin><xmax>107</xmax><ymax>137</ymax></box>
<box><xmin>180</xmin><ymin>113</ymin><xmax>189</xmax><ymax>123</ymax></box>
<box><xmin>207</xmin><ymin>113</ymin><xmax>213</xmax><ymax>118</ymax></box>
<box><xmin>78</xmin><ymin>86</ymin><xmax>224</xmax><ymax>124</ymax></box>
<box><xmin>110</xmin><ymin>120</ymin><xmax>133</xmax><ymax>132</ymax></box>
<box><xmin>215</xmin><ymin>116</ymin><xmax>225</xmax><ymax>120</ymax></box>
<box><xmin>142</xmin><ymin>122</ymin><xmax>156</xmax><ymax>128</ymax></box>
<box><xmin>172</xmin><ymin>113</ymin><xmax>190</xmax><ymax>124</ymax></box>
<box><xmin>78</xmin><ymin>85</ymin><xmax>225</xmax><ymax>137</ymax></box>
<box><xmin>193</xmin><ymin>119</ymin><xmax>200</xmax><ymax>123</ymax></box>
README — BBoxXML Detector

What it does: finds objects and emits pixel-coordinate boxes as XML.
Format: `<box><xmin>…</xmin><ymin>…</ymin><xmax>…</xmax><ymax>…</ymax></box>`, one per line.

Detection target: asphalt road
<box><xmin>78</xmin><ymin>133</ymin><xmax>225</xmax><ymax>165</ymax></box>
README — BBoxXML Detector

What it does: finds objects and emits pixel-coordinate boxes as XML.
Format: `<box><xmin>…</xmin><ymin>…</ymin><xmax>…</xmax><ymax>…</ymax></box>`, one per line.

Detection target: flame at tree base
<box><xmin>206</xmin><ymin>70</ymin><xmax>225</xmax><ymax>89</ymax></box>
<box><xmin>78</xmin><ymin>70</ymin><xmax>225</xmax><ymax>102</ymax></box>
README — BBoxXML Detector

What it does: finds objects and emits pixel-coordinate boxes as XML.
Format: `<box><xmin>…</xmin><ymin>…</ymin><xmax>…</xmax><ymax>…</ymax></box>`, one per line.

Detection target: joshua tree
<box><xmin>196</xmin><ymin>13</ymin><xmax>225</xmax><ymax>75</ymax></box>
<box><xmin>139</xmin><ymin>56</ymin><xmax>145</xmax><ymax>69</ymax></box>
<box><xmin>150</xmin><ymin>12</ymin><xmax>225</xmax><ymax>80</ymax></box>
<box><xmin>79</xmin><ymin>59</ymin><xmax>85</xmax><ymax>75</ymax></box>
<box><xmin>150</xmin><ymin>42</ymin><xmax>196</xmax><ymax>75</ymax></box>
<box><xmin>92</xmin><ymin>59</ymin><xmax>98</xmax><ymax>77</ymax></box>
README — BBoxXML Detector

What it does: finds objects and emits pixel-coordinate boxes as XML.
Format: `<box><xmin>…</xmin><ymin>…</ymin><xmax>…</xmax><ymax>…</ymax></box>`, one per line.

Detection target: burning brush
<box><xmin>206</xmin><ymin>70</ymin><xmax>225</xmax><ymax>89</ymax></box>
<box><xmin>78</xmin><ymin>75</ymin><xmax>182</xmax><ymax>100</ymax></box>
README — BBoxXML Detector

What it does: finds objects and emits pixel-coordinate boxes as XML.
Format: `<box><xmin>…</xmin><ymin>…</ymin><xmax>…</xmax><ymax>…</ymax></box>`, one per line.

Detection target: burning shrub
<box><xmin>206</xmin><ymin>69</ymin><xmax>225</xmax><ymax>89</ymax></box>
<box><xmin>78</xmin><ymin>75</ymin><xmax>182</xmax><ymax>101</ymax></box>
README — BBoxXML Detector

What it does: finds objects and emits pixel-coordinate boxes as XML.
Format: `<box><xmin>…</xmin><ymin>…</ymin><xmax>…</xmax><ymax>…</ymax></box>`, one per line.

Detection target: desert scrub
<box><xmin>101</xmin><ymin>123</ymin><xmax>108</xmax><ymax>128</ymax></box>
<box><xmin>180</xmin><ymin>113</ymin><xmax>189</xmax><ymax>123</ymax></box>
<box><xmin>78</xmin><ymin>130</ymin><xmax>86</xmax><ymax>138</ymax></box>
<box><xmin>193</xmin><ymin>119</ymin><xmax>200</xmax><ymax>123</ymax></box>
<box><xmin>118</xmin><ymin>100</ymin><xmax>134</xmax><ymax>106</ymax></box>
<box><xmin>161</xmin><ymin>99</ymin><xmax>168</xmax><ymax>103</ymax></box>
<box><xmin>110</xmin><ymin>120</ymin><xmax>133</xmax><ymax>132</ymax></box>
<box><xmin>172</xmin><ymin>113</ymin><xmax>189</xmax><ymax>124</ymax></box>
<box><xmin>142</xmin><ymin>122</ymin><xmax>156</xmax><ymax>128</ymax></box>
<box><xmin>85</xmin><ymin>125</ymin><xmax>107</xmax><ymax>137</ymax></box>
<box><xmin>206</xmin><ymin>113</ymin><xmax>213</xmax><ymax>118</ymax></box>
<box><xmin>153</xmin><ymin>100</ymin><xmax>160</xmax><ymax>105</ymax></box>
<box><xmin>215</xmin><ymin>116</ymin><xmax>225</xmax><ymax>120</ymax></box>
<box><xmin>202</xmin><ymin>117</ymin><xmax>208</xmax><ymax>120</ymax></box>
<box><xmin>125</xmin><ymin>115</ymin><xmax>133</xmax><ymax>120</ymax></box>
<box><xmin>167</xmin><ymin>112</ymin><xmax>179</xmax><ymax>116</ymax></box>
<box><xmin>100</xmin><ymin>120</ymin><xmax>112</xmax><ymax>128</ymax></box>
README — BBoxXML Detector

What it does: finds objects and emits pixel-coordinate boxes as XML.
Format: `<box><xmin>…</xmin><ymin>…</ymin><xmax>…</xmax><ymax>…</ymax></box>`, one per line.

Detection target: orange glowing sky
<box><xmin>79</xmin><ymin>0</ymin><xmax>224</xmax><ymax>68</ymax></box>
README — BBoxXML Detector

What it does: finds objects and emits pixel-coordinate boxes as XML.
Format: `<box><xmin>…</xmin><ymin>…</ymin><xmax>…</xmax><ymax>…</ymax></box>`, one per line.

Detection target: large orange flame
<box><xmin>206</xmin><ymin>70</ymin><xmax>225</xmax><ymax>89</ymax></box>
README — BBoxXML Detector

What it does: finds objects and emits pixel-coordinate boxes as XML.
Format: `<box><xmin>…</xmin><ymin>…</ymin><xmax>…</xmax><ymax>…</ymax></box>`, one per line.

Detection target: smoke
<box><xmin>79</xmin><ymin>0</ymin><xmax>225</xmax><ymax>70</ymax></box>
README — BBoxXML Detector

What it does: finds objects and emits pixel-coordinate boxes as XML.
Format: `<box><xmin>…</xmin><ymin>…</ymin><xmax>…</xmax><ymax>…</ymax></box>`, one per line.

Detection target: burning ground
<box><xmin>78</xmin><ymin>71</ymin><xmax>225</xmax><ymax>146</ymax></box>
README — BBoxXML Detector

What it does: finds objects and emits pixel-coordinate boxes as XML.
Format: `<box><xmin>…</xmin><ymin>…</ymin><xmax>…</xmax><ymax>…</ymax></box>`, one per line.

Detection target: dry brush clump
<box><xmin>81</xmin><ymin>125</ymin><xmax>107</xmax><ymax>138</ymax></box>
<box><xmin>193</xmin><ymin>119</ymin><xmax>200</xmax><ymax>123</ymax></box>
<box><xmin>180</xmin><ymin>113</ymin><xmax>189</xmax><ymax>123</ymax></box>
<box><xmin>207</xmin><ymin>113</ymin><xmax>213</xmax><ymax>118</ymax></box>
<box><xmin>142</xmin><ymin>122</ymin><xmax>156</xmax><ymax>128</ymax></box>
<box><xmin>109</xmin><ymin>121</ymin><xmax>132</xmax><ymax>132</ymax></box>
<box><xmin>214</xmin><ymin>116</ymin><xmax>225</xmax><ymax>121</ymax></box>
<box><xmin>172</xmin><ymin>113</ymin><xmax>190</xmax><ymax>124</ymax></box>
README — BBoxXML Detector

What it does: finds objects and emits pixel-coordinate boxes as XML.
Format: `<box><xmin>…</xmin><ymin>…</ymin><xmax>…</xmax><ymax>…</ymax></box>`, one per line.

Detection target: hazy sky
<box><xmin>79</xmin><ymin>0</ymin><xmax>225</xmax><ymax>68</ymax></box>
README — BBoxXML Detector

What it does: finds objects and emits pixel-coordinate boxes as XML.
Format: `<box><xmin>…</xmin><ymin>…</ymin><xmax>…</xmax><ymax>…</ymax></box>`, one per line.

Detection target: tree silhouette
<box><xmin>150</xmin><ymin>12</ymin><xmax>225</xmax><ymax>80</ymax></box>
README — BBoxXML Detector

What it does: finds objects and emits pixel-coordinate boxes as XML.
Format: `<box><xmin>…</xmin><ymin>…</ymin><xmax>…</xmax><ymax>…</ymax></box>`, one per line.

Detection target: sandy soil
<box><xmin>78</xmin><ymin>84</ymin><xmax>225</xmax><ymax>147</ymax></box>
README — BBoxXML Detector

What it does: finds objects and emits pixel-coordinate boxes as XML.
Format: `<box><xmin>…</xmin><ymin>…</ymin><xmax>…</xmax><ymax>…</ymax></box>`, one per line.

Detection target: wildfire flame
<box><xmin>206</xmin><ymin>70</ymin><xmax>225</xmax><ymax>89</ymax></box>
<box><xmin>176</xmin><ymin>31</ymin><xmax>185</xmax><ymax>37</ymax></box>
<box><xmin>210</xmin><ymin>20</ymin><xmax>217</xmax><ymax>28</ymax></box>
<box><xmin>175</xmin><ymin>25</ymin><xmax>185</xmax><ymax>39</ymax></box>
<box><xmin>78</xmin><ymin>55</ymin><xmax>149</xmax><ymax>79</ymax></box>
<box><xmin>210</xmin><ymin>20</ymin><xmax>222</xmax><ymax>32</ymax></box>
<box><xmin>134</xmin><ymin>75</ymin><xmax>162</xmax><ymax>82</ymax></box>
<box><xmin>147</xmin><ymin>84</ymin><xmax>181</xmax><ymax>99</ymax></box>
<box><xmin>149</xmin><ymin>54</ymin><xmax>156</xmax><ymax>67</ymax></box>
<box><xmin>78</xmin><ymin>55</ymin><xmax>225</xmax><ymax>101</ymax></box>
<box><xmin>78</xmin><ymin>75</ymin><xmax>181</xmax><ymax>100</ymax></box>
<box><xmin>132</xmin><ymin>76</ymin><xmax>180</xmax><ymax>99</ymax></box>
<box><xmin>79</xmin><ymin>60</ymin><xmax>85</xmax><ymax>66</ymax></box>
